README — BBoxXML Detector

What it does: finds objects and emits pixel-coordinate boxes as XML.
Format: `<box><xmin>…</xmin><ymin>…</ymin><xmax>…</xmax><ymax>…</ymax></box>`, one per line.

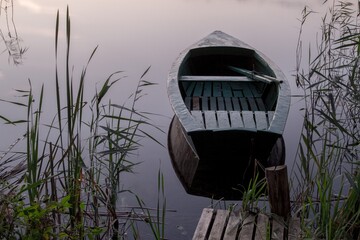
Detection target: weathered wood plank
<box><xmin>204</xmin><ymin>111</ymin><xmax>217</xmax><ymax>129</ymax></box>
<box><xmin>242</xmin><ymin>83</ymin><xmax>253</xmax><ymax>97</ymax></box>
<box><xmin>217</xmin><ymin>97</ymin><xmax>225</xmax><ymax>110</ymax></box>
<box><xmin>265</xmin><ymin>165</ymin><xmax>291</xmax><ymax>219</ymax></box>
<box><xmin>201</xmin><ymin>97</ymin><xmax>209</xmax><ymax>110</ymax></box>
<box><xmin>231</xmin><ymin>82</ymin><xmax>242</xmax><ymax>90</ymax></box>
<box><xmin>254</xmin><ymin>214</ymin><xmax>268</xmax><ymax>240</ymax></box>
<box><xmin>248</xmin><ymin>84</ymin><xmax>262</xmax><ymax>97</ymax></box>
<box><xmin>180</xmin><ymin>75</ymin><xmax>251</xmax><ymax>82</ymax></box>
<box><xmin>191</xmin><ymin>111</ymin><xmax>204</xmax><ymax>128</ymax></box>
<box><xmin>192</xmin><ymin>97</ymin><xmax>200</xmax><ymax>110</ymax></box>
<box><xmin>238</xmin><ymin>214</ymin><xmax>256</xmax><ymax>239</ymax></box>
<box><xmin>239</xmin><ymin>97</ymin><xmax>249</xmax><ymax>110</ymax></box>
<box><xmin>231</xmin><ymin>97</ymin><xmax>241</xmax><ymax>111</ymax></box>
<box><xmin>193</xmin><ymin>208</ymin><xmax>215</xmax><ymax>240</ymax></box>
<box><xmin>193</xmin><ymin>208</ymin><xmax>301</xmax><ymax>240</ymax></box>
<box><xmin>213</xmin><ymin>82</ymin><xmax>222</xmax><ymax>97</ymax></box>
<box><xmin>248</xmin><ymin>97</ymin><xmax>259</xmax><ymax>111</ymax></box>
<box><xmin>193</xmin><ymin>82</ymin><xmax>204</xmax><ymax>96</ymax></box>
<box><xmin>233</xmin><ymin>90</ymin><xmax>244</xmax><ymax>97</ymax></box>
<box><xmin>271</xmin><ymin>217</ymin><xmax>285</xmax><ymax>240</ymax></box>
<box><xmin>254</xmin><ymin>111</ymin><xmax>268</xmax><ymax>130</ymax></box>
<box><xmin>224</xmin><ymin>97</ymin><xmax>233</xmax><ymax>111</ymax></box>
<box><xmin>210</xmin><ymin>97</ymin><xmax>217</xmax><ymax>110</ymax></box>
<box><xmin>223</xmin><ymin>211</ymin><xmax>241</xmax><ymax>240</ymax></box>
<box><xmin>208</xmin><ymin>210</ymin><xmax>229</xmax><ymax>240</ymax></box>
<box><xmin>185</xmin><ymin>81</ymin><xmax>196</xmax><ymax>96</ymax></box>
<box><xmin>203</xmin><ymin>82</ymin><xmax>212</xmax><ymax>97</ymax></box>
<box><xmin>229</xmin><ymin>111</ymin><xmax>244</xmax><ymax>128</ymax></box>
<box><xmin>288</xmin><ymin>218</ymin><xmax>301</xmax><ymax>240</ymax></box>
<box><xmin>256</xmin><ymin>97</ymin><xmax>266</xmax><ymax>111</ymax></box>
<box><xmin>242</xmin><ymin>111</ymin><xmax>255</xmax><ymax>129</ymax></box>
<box><xmin>222</xmin><ymin>82</ymin><xmax>233</xmax><ymax>97</ymax></box>
<box><xmin>217</xmin><ymin>111</ymin><xmax>230</xmax><ymax>128</ymax></box>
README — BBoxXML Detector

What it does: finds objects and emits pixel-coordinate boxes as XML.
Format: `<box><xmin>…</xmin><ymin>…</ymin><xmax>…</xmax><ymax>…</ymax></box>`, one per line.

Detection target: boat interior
<box><xmin>178</xmin><ymin>47</ymin><xmax>279</xmax><ymax>131</ymax></box>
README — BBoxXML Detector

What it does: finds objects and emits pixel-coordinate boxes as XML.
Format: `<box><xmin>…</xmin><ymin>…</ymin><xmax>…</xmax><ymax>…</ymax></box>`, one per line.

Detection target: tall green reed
<box><xmin>0</xmin><ymin>6</ymin><xmax>162</xmax><ymax>239</ymax></box>
<box><xmin>293</xmin><ymin>1</ymin><xmax>360</xmax><ymax>238</ymax></box>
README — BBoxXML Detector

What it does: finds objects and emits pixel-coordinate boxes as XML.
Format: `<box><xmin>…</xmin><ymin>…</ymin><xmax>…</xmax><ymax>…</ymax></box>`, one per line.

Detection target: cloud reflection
<box><xmin>18</xmin><ymin>0</ymin><xmax>55</xmax><ymax>14</ymax></box>
<box><xmin>18</xmin><ymin>0</ymin><xmax>42</xmax><ymax>13</ymax></box>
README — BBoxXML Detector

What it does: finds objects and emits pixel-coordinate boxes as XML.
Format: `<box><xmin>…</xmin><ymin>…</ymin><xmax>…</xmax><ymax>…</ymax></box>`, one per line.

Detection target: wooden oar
<box><xmin>228</xmin><ymin>66</ymin><xmax>283</xmax><ymax>84</ymax></box>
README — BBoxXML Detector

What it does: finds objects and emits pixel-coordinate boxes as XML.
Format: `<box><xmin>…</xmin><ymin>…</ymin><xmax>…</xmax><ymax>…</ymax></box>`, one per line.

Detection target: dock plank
<box><xmin>229</xmin><ymin>111</ymin><xmax>243</xmax><ymax>128</ymax></box>
<box><xmin>223</xmin><ymin>211</ymin><xmax>241</xmax><ymax>239</ymax></box>
<box><xmin>272</xmin><ymin>217</ymin><xmax>285</xmax><ymax>240</ymax></box>
<box><xmin>288</xmin><ymin>218</ymin><xmax>301</xmax><ymax>240</ymax></box>
<box><xmin>217</xmin><ymin>111</ymin><xmax>230</xmax><ymax>128</ymax></box>
<box><xmin>209</xmin><ymin>209</ymin><xmax>229</xmax><ymax>240</ymax></box>
<box><xmin>254</xmin><ymin>214</ymin><xmax>268</xmax><ymax>240</ymax></box>
<box><xmin>238</xmin><ymin>214</ymin><xmax>256</xmax><ymax>239</ymax></box>
<box><xmin>193</xmin><ymin>208</ymin><xmax>215</xmax><ymax>240</ymax></box>
<box><xmin>193</xmin><ymin>209</ymin><xmax>302</xmax><ymax>240</ymax></box>
<box><xmin>204</xmin><ymin>111</ymin><xmax>217</xmax><ymax>129</ymax></box>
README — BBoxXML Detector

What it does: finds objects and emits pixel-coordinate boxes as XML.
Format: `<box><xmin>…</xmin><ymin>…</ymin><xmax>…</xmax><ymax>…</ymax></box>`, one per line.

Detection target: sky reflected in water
<box><xmin>0</xmin><ymin>0</ymin><xmax>334</xmax><ymax>238</ymax></box>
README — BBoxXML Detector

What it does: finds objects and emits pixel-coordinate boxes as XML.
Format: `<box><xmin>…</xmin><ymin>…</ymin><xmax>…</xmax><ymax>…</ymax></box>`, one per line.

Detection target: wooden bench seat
<box><xmin>191</xmin><ymin>110</ymin><xmax>275</xmax><ymax>131</ymax></box>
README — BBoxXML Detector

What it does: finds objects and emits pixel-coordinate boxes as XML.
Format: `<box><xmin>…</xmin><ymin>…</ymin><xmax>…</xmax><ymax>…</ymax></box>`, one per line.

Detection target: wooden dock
<box><xmin>193</xmin><ymin>165</ymin><xmax>301</xmax><ymax>239</ymax></box>
<box><xmin>193</xmin><ymin>208</ymin><xmax>301</xmax><ymax>240</ymax></box>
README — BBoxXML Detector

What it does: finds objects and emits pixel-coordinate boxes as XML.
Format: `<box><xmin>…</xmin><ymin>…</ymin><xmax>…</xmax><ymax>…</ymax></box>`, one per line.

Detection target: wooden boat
<box><xmin>167</xmin><ymin>31</ymin><xmax>290</xmax><ymax>159</ymax></box>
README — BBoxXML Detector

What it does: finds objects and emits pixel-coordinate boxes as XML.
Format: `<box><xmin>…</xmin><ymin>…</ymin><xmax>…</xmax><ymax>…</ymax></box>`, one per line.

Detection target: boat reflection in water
<box><xmin>167</xmin><ymin>116</ymin><xmax>285</xmax><ymax>200</ymax></box>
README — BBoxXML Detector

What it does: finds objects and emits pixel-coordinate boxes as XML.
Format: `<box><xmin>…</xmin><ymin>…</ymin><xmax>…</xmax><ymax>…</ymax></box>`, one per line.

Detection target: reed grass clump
<box><xmin>293</xmin><ymin>1</ymin><xmax>360</xmax><ymax>239</ymax></box>
<box><xmin>0</xmin><ymin>7</ymin><xmax>164</xmax><ymax>239</ymax></box>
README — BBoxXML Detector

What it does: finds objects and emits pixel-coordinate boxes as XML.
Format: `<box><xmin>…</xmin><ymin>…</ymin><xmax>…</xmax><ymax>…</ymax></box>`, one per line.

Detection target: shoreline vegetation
<box><xmin>291</xmin><ymin>1</ymin><xmax>360</xmax><ymax>239</ymax></box>
<box><xmin>0</xmin><ymin>0</ymin><xmax>26</xmax><ymax>65</ymax></box>
<box><xmin>0</xmin><ymin>7</ymin><xmax>165</xmax><ymax>239</ymax></box>
<box><xmin>0</xmin><ymin>1</ymin><xmax>359</xmax><ymax>239</ymax></box>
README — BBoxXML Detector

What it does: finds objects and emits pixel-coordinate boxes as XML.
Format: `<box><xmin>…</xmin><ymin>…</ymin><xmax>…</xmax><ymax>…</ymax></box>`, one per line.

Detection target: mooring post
<box><xmin>265</xmin><ymin>165</ymin><xmax>291</xmax><ymax>220</ymax></box>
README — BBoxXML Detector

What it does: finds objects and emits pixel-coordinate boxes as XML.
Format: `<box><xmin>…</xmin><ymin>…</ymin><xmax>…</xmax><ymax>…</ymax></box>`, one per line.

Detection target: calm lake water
<box><xmin>0</xmin><ymin>0</ymin><xmax>330</xmax><ymax>238</ymax></box>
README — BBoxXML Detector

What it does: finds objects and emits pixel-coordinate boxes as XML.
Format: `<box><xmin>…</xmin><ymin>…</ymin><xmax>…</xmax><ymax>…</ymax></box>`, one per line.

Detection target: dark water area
<box><xmin>0</xmin><ymin>0</ymin><xmax>330</xmax><ymax>239</ymax></box>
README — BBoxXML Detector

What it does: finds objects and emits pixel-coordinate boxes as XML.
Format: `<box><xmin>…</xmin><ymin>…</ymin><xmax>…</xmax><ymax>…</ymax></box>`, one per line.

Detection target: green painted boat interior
<box><xmin>177</xmin><ymin>47</ymin><xmax>280</xmax><ymax>131</ymax></box>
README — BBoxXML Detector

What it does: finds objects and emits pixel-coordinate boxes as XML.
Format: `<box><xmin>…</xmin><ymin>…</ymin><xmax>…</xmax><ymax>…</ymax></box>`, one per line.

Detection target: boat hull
<box><xmin>168</xmin><ymin>116</ymin><xmax>285</xmax><ymax>200</ymax></box>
